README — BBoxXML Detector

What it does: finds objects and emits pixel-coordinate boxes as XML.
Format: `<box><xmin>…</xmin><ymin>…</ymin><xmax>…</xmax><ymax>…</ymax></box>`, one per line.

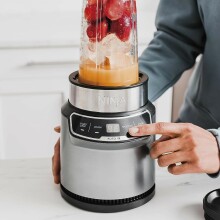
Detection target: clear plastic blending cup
<box><xmin>79</xmin><ymin>0</ymin><xmax>139</xmax><ymax>87</ymax></box>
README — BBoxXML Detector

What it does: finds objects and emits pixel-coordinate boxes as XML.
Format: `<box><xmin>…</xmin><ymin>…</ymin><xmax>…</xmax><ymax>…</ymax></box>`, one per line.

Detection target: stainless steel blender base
<box><xmin>60</xmin><ymin>72</ymin><xmax>156</xmax><ymax>212</ymax></box>
<box><xmin>60</xmin><ymin>184</ymin><xmax>155</xmax><ymax>213</ymax></box>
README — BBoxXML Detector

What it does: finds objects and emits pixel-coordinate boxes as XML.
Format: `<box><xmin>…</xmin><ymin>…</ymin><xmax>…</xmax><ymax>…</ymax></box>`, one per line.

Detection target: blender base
<box><xmin>60</xmin><ymin>184</ymin><xmax>155</xmax><ymax>213</ymax></box>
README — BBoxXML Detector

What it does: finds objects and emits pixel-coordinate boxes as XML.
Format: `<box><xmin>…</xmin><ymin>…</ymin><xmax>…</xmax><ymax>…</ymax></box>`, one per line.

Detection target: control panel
<box><xmin>69</xmin><ymin>110</ymin><xmax>152</xmax><ymax>142</ymax></box>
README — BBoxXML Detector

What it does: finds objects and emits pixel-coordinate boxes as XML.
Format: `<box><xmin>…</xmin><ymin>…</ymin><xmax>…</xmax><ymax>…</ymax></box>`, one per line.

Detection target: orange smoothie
<box><xmin>79</xmin><ymin>59</ymin><xmax>139</xmax><ymax>87</ymax></box>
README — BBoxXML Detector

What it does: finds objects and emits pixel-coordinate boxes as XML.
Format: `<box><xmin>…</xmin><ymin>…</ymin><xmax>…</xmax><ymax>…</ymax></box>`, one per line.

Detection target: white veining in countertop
<box><xmin>0</xmin><ymin>158</ymin><xmax>219</xmax><ymax>220</ymax></box>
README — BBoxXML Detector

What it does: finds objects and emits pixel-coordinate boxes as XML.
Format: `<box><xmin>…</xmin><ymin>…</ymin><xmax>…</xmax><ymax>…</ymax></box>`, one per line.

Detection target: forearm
<box><xmin>139</xmin><ymin>0</ymin><xmax>205</xmax><ymax>102</ymax></box>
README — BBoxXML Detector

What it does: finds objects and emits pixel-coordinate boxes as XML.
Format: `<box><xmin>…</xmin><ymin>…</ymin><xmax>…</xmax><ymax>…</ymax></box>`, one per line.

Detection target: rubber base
<box><xmin>60</xmin><ymin>184</ymin><xmax>155</xmax><ymax>213</ymax></box>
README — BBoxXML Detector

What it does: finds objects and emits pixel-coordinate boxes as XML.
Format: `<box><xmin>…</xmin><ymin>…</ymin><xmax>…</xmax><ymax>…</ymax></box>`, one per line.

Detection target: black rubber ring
<box><xmin>60</xmin><ymin>184</ymin><xmax>155</xmax><ymax>213</ymax></box>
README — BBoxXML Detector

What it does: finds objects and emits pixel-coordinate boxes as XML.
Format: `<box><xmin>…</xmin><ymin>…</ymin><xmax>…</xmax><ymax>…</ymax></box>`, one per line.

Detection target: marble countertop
<box><xmin>0</xmin><ymin>158</ymin><xmax>219</xmax><ymax>220</ymax></box>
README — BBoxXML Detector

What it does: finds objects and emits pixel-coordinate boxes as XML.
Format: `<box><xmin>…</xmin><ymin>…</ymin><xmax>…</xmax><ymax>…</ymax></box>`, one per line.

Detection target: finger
<box><xmin>153</xmin><ymin>135</ymin><xmax>172</xmax><ymax>146</ymax></box>
<box><xmin>54</xmin><ymin>126</ymin><xmax>61</xmax><ymax>133</ymax></box>
<box><xmin>157</xmin><ymin>151</ymin><xmax>189</xmax><ymax>167</ymax></box>
<box><xmin>52</xmin><ymin>156</ymin><xmax>54</xmax><ymax>172</ymax></box>
<box><xmin>150</xmin><ymin>137</ymin><xmax>182</xmax><ymax>159</ymax></box>
<box><xmin>52</xmin><ymin>163</ymin><xmax>60</xmax><ymax>184</ymax></box>
<box><xmin>53</xmin><ymin>138</ymin><xmax>61</xmax><ymax>182</ymax></box>
<box><xmin>129</xmin><ymin>122</ymin><xmax>186</xmax><ymax>137</ymax></box>
<box><xmin>54</xmin><ymin>138</ymin><xmax>60</xmax><ymax>172</ymax></box>
<box><xmin>168</xmin><ymin>162</ymin><xmax>197</xmax><ymax>175</ymax></box>
<box><xmin>54</xmin><ymin>175</ymin><xmax>60</xmax><ymax>184</ymax></box>
<box><xmin>157</xmin><ymin>135</ymin><xmax>172</xmax><ymax>142</ymax></box>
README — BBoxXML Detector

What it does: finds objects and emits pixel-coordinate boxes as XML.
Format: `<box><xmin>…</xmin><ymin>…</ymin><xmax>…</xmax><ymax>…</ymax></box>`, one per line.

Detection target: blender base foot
<box><xmin>60</xmin><ymin>184</ymin><xmax>155</xmax><ymax>213</ymax></box>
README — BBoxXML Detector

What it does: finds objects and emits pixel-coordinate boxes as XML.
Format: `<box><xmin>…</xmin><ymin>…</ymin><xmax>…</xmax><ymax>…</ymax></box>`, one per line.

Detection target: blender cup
<box><xmin>79</xmin><ymin>0</ymin><xmax>138</xmax><ymax>87</ymax></box>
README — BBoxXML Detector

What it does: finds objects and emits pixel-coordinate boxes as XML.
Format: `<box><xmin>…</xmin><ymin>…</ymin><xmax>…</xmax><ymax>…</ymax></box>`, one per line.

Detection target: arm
<box><xmin>139</xmin><ymin>0</ymin><xmax>206</xmax><ymax>102</ymax></box>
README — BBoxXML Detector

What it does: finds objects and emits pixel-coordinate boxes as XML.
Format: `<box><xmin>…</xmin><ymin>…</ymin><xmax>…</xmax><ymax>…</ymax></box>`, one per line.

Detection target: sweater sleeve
<box><xmin>207</xmin><ymin>128</ymin><xmax>220</xmax><ymax>178</ymax></box>
<box><xmin>139</xmin><ymin>0</ymin><xmax>206</xmax><ymax>102</ymax></box>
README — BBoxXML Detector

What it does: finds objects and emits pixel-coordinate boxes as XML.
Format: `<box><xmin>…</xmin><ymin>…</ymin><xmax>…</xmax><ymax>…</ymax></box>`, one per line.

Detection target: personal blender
<box><xmin>60</xmin><ymin>0</ymin><xmax>156</xmax><ymax>212</ymax></box>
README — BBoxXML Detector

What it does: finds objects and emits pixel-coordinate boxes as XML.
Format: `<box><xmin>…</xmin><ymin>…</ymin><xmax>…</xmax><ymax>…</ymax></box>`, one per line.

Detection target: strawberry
<box><xmin>87</xmin><ymin>0</ymin><xmax>108</xmax><ymax>6</ymax></box>
<box><xmin>111</xmin><ymin>14</ymin><xmax>132</xmax><ymax>41</ymax></box>
<box><xmin>105</xmin><ymin>0</ymin><xmax>124</xmax><ymax>21</ymax></box>
<box><xmin>87</xmin><ymin>0</ymin><xmax>97</xmax><ymax>5</ymax></box>
<box><xmin>124</xmin><ymin>0</ymin><xmax>137</xmax><ymax>17</ymax></box>
<box><xmin>84</xmin><ymin>4</ymin><xmax>105</xmax><ymax>22</ymax></box>
<box><xmin>86</xmin><ymin>19</ymin><xmax>109</xmax><ymax>42</ymax></box>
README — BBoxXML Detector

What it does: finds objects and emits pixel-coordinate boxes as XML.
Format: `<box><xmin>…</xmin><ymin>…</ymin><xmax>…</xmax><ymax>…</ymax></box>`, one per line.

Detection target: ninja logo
<box><xmin>98</xmin><ymin>96</ymin><xmax>126</xmax><ymax>107</ymax></box>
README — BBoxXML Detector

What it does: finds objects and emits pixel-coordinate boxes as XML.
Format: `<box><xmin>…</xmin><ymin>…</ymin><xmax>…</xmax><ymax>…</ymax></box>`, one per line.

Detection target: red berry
<box><xmin>105</xmin><ymin>0</ymin><xmax>124</xmax><ymax>21</ymax></box>
<box><xmin>87</xmin><ymin>0</ymin><xmax>97</xmax><ymax>5</ymax></box>
<box><xmin>111</xmin><ymin>15</ymin><xmax>132</xmax><ymax>41</ymax></box>
<box><xmin>84</xmin><ymin>4</ymin><xmax>105</xmax><ymax>22</ymax></box>
<box><xmin>87</xmin><ymin>0</ymin><xmax>108</xmax><ymax>6</ymax></box>
<box><xmin>124</xmin><ymin>0</ymin><xmax>137</xmax><ymax>17</ymax></box>
<box><xmin>86</xmin><ymin>20</ymin><xmax>109</xmax><ymax>42</ymax></box>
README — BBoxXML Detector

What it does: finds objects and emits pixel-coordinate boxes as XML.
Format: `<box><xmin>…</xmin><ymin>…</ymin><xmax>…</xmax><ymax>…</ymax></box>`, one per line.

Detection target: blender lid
<box><xmin>203</xmin><ymin>189</ymin><xmax>220</xmax><ymax>220</ymax></box>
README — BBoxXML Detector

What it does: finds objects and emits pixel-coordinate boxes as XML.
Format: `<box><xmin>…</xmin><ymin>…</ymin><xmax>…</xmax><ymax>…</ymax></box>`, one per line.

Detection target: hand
<box><xmin>129</xmin><ymin>123</ymin><xmax>220</xmax><ymax>175</ymax></box>
<box><xmin>52</xmin><ymin>126</ymin><xmax>61</xmax><ymax>184</ymax></box>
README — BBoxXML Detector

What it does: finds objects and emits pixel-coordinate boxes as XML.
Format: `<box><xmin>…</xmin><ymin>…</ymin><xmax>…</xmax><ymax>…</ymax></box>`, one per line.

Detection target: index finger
<box><xmin>129</xmin><ymin>122</ymin><xmax>185</xmax><ymax>136</ymax></box>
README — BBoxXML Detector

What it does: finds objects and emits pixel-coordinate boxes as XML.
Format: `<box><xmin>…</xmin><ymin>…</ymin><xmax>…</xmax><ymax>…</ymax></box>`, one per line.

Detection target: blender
<box><xmin>60</xmin><ymin>0</ymin><xmax>156</xmax><ymax>212</ymax></box>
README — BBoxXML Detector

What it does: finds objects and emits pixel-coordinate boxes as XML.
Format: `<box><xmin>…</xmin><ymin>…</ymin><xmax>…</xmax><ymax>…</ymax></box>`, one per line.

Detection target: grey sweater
<box><xmin>139</xmin><ymin>0</ymin><xmax>220</xmax><ymax>130</ymax></box>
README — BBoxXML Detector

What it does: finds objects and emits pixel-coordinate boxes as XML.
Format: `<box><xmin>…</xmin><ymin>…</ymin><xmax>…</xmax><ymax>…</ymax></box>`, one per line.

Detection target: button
<box><xmin>121</xmin><ymin>124</ymin><xmax>133</xmax><ymax>130</ymax></box>
<box><xmin>80</xmin><ymin>122</ymin><xmax>88</xmax><ymax>128</ymax></box>
<box><xmin>75</xmin><ymin>121</ymin><xmax>90</xmax><ymax>135</ymax></box>
<box><xmin>78</xmin><ymin>122</ymin><xmax>89</xmax><ymax>131</ymax></box>
<box><xmin>93</xmin><ymin>125</ymin><xmax>103</xmax><ymax>129</ymax></box>
<box><xmin>86</xmin><ymin>124</ymin><xmax>103</xmax><ymax>138</ymax></box>
<box><xmin>92</xmin><ymin>125</ymin><xmax>103</xmax><ymax>134</ymax></box>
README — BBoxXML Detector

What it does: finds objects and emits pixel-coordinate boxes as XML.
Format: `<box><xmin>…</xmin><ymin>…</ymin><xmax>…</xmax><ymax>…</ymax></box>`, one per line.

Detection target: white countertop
<box><xmin>0</xmin><ymin>158</ymin><xmax>219</xmax><ymax>220</ymax></box>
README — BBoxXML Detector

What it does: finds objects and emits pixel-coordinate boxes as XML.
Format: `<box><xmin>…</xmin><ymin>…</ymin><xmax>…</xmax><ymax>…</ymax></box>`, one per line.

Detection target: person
<box><xmin>52</xmin><ymin>0</ymin><xmax>220</xmax><ymax>184</ymax></box>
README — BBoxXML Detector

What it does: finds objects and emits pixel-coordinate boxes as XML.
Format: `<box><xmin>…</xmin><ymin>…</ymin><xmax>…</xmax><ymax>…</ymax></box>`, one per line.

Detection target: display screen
<box><xmin>106</xmin><ymin>124</ymin><xmax>120</xmax><ymax>133</ymax></box>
